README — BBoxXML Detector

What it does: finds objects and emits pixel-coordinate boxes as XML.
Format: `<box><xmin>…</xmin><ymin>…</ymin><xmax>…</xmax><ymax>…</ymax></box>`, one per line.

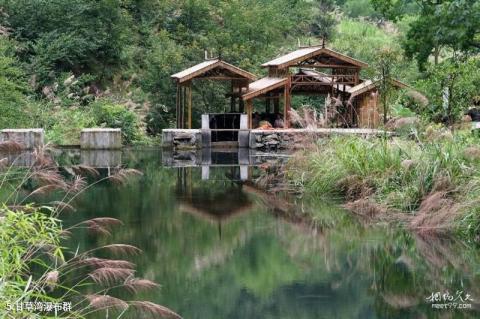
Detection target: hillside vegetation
<box><xmin>0</xmin><ymin>0</ymin><xmax>478</xmax><ymax>144</ymax></box>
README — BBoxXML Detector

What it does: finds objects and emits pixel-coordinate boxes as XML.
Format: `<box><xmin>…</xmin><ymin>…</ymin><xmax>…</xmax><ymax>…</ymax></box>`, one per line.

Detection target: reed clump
<box><xmin>286</xmin><ymin>130</ymin><xmax>480</xmax><ymax>239</ymax></box>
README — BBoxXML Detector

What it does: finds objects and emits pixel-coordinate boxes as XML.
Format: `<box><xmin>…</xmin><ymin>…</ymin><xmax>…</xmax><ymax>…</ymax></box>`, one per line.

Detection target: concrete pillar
<box><xmin>201</xmin><ymin>114</ymin><xmax>211</xmax><ymax>148</ymax></box>
<box><xmin>80</xmin><ymin>128</ymin><xmax>122</xmax><ymax>149</ymax></box>
<box><xmin>238</xmin><ymin>114</ymin><xmax>249</xmax><ymax>148</ymax></box>
<box><xmin>80</xmin><ymin>150</ymin><xmax>122</xmax><ymax>168</ymax></box>
<box><xmin>0</xmin><ymin>129</ymin><xmax>44</xmax><ymax>150</ymax></box>
<box><xmin>201</xmin><ymin>166</ymin><xmax>210</xmax><ymax>180</ymax></box>
<box><xmin>240</xmin><ymin>165</ymin><xmax>248</xmax><ymax>181</ymax></box>
<box><xmin>238</xmin><ymin>147</ymin><xmax>249</xmax><ymax>165</ymax></box>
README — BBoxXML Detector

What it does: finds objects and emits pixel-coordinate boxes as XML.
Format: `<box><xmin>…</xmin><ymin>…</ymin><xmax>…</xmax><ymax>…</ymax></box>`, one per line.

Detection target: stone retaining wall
<box><xmin>249</xmin><ymin>128</ymin><xmax>390</xmax><ymax>150</ymax></box>
<box><xmin>162</xmin><ymin>128</ymin><xmax>389</xmax><ymax>149</ymax></box>
<box><xmin>162</xmin><ymin>129</ymin><xmax>202</xmax><ymax>149</ymax></box>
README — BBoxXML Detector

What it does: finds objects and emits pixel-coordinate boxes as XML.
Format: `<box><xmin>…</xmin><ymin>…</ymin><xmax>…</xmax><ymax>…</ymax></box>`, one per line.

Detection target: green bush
<box><xmin>287</xmin><ymin>132</ymin><xmax>480</xmax><ymax>238</ymax></box>
<box><xmin>92</xmin><ymin>100</ymin><xmax>142</xmax><ymax>144</ymax></box>
<box><xmin>0</xmin><ymin>37</ymin><xmax>31</xmax><ymax>129</ymax></box>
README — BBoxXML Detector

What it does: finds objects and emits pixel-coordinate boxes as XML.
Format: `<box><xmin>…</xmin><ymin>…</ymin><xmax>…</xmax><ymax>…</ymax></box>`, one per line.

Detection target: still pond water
<box><xmin>59</xmin><ymin>149</ymin><xmax>480</xmax><ymax>319</ymax></box>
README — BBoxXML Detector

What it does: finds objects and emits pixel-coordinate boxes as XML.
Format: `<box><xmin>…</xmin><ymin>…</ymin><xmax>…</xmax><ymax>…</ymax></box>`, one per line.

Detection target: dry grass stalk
<box><xmin>82</xmin><ymin>257</ymin><xmax>135</xmax><ymax>270</ymax></box>
<box><xmin>31</xmin><ymin>170</ymin><xmax>69</xmax><ymax>190</ymax></box>
<box><xmin>131</xmin><ymin>301</ymin><xmax>182</xmax><ymax>319</ymax></box>
<box><xmin>344</xmin><ymin>199</ymin><xmax>387</xmax><ymax>219</ymax></box>
<box><xmin>89</xmin><ymin>267</ymin><xmax>135</xmax><ymax>286</ymax></box>
<box><xmin>124</xmin><ymin>278</ymin><xmax>159</xmax><ymax>293</ymax></box>
<box><xmin>86</xmin><ymin>294</ymin><xmax>128</xmax><ymax>311</ymax></box>
<box><xmin>50</xmin><ymin>200</ymin><xmax>75</xmax><ymax>212</ymax></box>
<box><xmin>70</xmin><ymin>175</ymin><xmax>87</xmax><ymax>192</ymax></box>
<box><xmin>81</xmin><ymin>217</ymin><xmax>123</xmax><ymax>236</ymax></box>
<box><xmin>72</xmin><ymin>165</ymin><xmax>99</xmax><ymax>177</ymax></box>
<box><xmin>0</xmin><ymin>141</ymin><xmax>23</xmax><ymax>153</ymax></box>
<box><xmin>109</xmin><ymin>168</ymin><xmax>143</xmax><ymax>185</ymax></box>
<box><xmin>336</xmin><ymin>175</ymin><xmax>374</xmax><ymax>200</ymax></box>
<box><xmin>0</xmin><ymin>157</ymin><xmax>8</xmax><ymax>169</ymax></box>
<box><xmin>32</xmin><ymin>145</ymin><xmax>56</xmax><ymax>167</ymax></box>
<box><xmin>44</xmin><ymin>270</ymin><xmax>59</xmax><ymax>290</ymax></box>
<box><xmin>102</xmin><ymin>244</ymin><xmax>142</xmax><ymax>256</ymax></box>
<box><xmin>28</xmin><ymin>184</ymin><xmax>64</xmax><ymax>196</ymax></box>
<box><xmin>410</xmin><ymin>191</ymin><xmax>460</xmax><ymax>233</ymax></box>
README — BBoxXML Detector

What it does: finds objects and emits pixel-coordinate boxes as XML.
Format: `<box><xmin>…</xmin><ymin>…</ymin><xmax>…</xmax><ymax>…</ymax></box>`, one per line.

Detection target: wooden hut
<box><xmin>242</xmin><ymin>46</ymin><xmax>368</xmax><ymax>128</ymax></box>
<box><xmin>171</xmin><ymin>59</ymin><xmax>256</xmax><ymax>129</ymax></box>
<box><xmin>348</xmin><ymin>79</ymin><xmax>409</xmax><ymax>128</ymax></box>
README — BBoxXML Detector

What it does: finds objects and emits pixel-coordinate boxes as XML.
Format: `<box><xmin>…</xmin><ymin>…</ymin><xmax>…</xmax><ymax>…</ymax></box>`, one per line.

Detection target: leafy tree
<box><xmin>371</xmin><ymin>0</ymin><xmax>480</xmax><ymax>68</ymax></box>
<box><xmin>0</xmin><ymin>36</ymin><xmax>30</xmax><ymax>128</ymax></box>
<box><xmin>416</xmin><ymin>57</ymin><xmax>480</xmax><ymax>125</ymax></box>
<box><xmin>0</xmin><ymin>0</ymin><xmax>132</xmax><ymax>86</ymax></box>
<box><xmin>372</xmin><ymin>47</ymin><xmax>402</xmax><ymax>124</ymax></box>
<box><xmin>309</xmin><ymin>0</ymin><xmax>337</xmax><ymax>43</ymax></box>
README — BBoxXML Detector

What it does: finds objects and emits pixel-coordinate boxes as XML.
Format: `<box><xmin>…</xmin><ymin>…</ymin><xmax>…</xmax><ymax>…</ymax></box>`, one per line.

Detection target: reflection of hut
<box><xmin>178</xmin><ymin>190</ymin><xmax>253</xmax><ymax>223</ymax></box>
<box><xmin>175</xmin><ymin>167</ymin><xmax>254</xmax><ymax>236</ymax></box>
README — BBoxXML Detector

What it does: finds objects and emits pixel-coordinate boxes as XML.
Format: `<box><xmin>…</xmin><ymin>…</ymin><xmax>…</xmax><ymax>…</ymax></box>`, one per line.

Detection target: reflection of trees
<box><xmin>63</xmin><ymin>150</ymin><xmax>480</xmax><ymax>319</ymax></box>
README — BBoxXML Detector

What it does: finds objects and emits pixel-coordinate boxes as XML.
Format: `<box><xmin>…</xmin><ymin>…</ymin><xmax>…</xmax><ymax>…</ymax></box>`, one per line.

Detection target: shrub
<box><xmin>92</xmin><ymin>100</ymin><xmax>142</xmax><ymax>144</ymax></box>
<box><xmin>287</xmin><ymin>132</ymin><xmax>480</xmax><ymax>238</ymax></box>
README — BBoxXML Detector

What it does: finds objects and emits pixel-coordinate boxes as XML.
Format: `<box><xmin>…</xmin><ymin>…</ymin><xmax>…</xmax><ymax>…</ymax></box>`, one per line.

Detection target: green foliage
<box><xmin>342</xmin><ymin>0</ymin><xmax>379</xmax><ymax>18</ymax></box>
<box><xmin>288</xmin><ymin>132</ymin><xmax>480</xmax><ymax>237</ymax></box>
<box><xmin>92</xmin><ymin>100</ymin><xmax>142</xmax><ymax>144</ymax></box>
<box><xmin>42</xmin><ymin>106</ymin><xmax>97</xmax><ymax>145</ymax></box>
<box><xmin>1</xmin><ymin>0</ymin><xmax>131</xmax><ymax>86</ymax></box>
<box><xmin>0</xmin><ymin>206</ymin><xmax>63</xmax><ymax>318</ymax></box>
<box><xmin>371</xmin><ymin>0</ymin><xmax>480</xmax><ymax>68</ymax></box>
<box><xmin>0</xmin><ymin>37</ymin><xmax>31</xmax><ymax>128</ymax></box>
<box><xmin>371</xmin><ymin>47</ymin><xmax>402</xmax><ymax>123</ymax></box>
<box><xmin>331</xmin><ymin>19</ymin><xmax>418</xmax><ymax>82</ymax></box>
<box><xmin>309</xmin><ymin>0</ymin><xmax>337</xmax><ymax>41</ymax></box>
<box><xmin>416</xmin><ymin>57</ymin><xmax>480</xmax><ymax>124</ymax></box>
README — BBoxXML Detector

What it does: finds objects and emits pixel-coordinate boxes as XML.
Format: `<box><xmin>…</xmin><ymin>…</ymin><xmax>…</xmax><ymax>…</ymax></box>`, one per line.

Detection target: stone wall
<box><xmin>249</xmin><ymin>128</ymin><xmax>390</xmax><ymax>150</ymax></box>
<box><xmin>0</xmin><ymin>129</ymin><xmax>44</xmax><ymax>150</ymax></box>
<box><xmin>80</xmin><ymin>128</ymin><xmax>122</xmax><ymax>149</ymax></box>
<box><xmin>162</xmin><ymin>129</ymin><xmax>202</xmax><ymax>149</ymax></box>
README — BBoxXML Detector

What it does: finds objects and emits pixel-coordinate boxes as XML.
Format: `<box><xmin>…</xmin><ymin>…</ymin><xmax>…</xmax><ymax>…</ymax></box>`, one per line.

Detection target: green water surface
<box><xmin>62</xmin><ymin>149</ymin><xmax>480</xmax><ymax>319</ymax></box>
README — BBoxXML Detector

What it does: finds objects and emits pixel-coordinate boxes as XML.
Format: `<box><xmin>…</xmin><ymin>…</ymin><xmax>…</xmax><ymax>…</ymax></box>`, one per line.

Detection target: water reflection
<box><xmin>55</xmin><ymin>149</ymin><xmax>480</xmax><ymax>318</ymax></box>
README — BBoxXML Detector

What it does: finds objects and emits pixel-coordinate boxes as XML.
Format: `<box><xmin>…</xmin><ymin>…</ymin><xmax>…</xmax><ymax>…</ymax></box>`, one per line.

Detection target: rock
<box><xmin>401</xmin><ymin>159</ymin><xmax>416</xmax><ymax>170</ymax></box>
<box><xmin>464</xmin><ymin>147</ymin><xmax>480</xmax><ymax>161</ymax></box>
<box><xmin>266</xmin><ymin>140</ymin><xmax>279</xmax><ymax>145</ymax></box>
<box><xmin>386</xmin><ymin>117</ymin><xmax>419</xmax><ymax>131</ymax></box>
<box><xmin>63</xmin><ymin>75</ymin><xmax>75</xmax><ymax>86</ymax></box>
<box><xmin>264</xmin><ymin>134</ymin><xmax>279</xmax><ymax>141</ymax></box>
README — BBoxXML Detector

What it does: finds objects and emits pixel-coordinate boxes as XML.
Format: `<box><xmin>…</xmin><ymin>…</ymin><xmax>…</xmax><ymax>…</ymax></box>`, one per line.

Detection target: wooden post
<box><xmin>265</xmin><ymin>92</ymin><xmax>271</xmax><ymax>114</ymax></box>
<box><xmin>274</xmin><ymin>97</ymin><xmax>280</xmax><ymax>114</ymax></box>
<box><xmin>186</xmin><ymin>82</ymin><xmax>192</xmax><ymax>129</ymax></box>
<box><xmin>283</xmin><ymin>78</ymin><xmax>291</xmax><ymax>128</ymax></box>
<box><xmin>239</xmin><ymin>97</ymin><xmax>245</xmax><ymax>113</ymax></box>
<box><xmin>246</xmin><ymin>99</ymin><xmax>253</xmax><ymax>129</ymax></box>
<box><xmin>176</xmin><ymin>84</ymin><xmax>180</xmax><ymax>128</ymax></box>
<box><xmin>230</xmin><ymin>82</ymin><xmax>236</xmax><ymax>112</ymax></box>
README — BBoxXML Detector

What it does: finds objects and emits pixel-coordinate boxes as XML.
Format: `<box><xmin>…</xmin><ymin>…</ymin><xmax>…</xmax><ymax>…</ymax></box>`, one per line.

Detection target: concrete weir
<box><xmin>0</xmin><ymin>129</ymin><xmax>44</xmax><ymax>149</ymax></box>
<box><xmin>162</xmin><ymin>128</ymin><xmax>390</xmax><ymax>150</ymax></box>
<box><xmin>80</xmin><ymin>128</ymin><xmax>122</xmax><ymax>149</ymax></box>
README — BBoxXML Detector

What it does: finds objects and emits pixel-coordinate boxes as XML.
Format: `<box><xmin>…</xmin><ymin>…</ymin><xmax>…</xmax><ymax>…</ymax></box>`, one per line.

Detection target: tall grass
<box><xmin>287</xmin><ymin>129</ymin><xmax>480</xmax><ymax>238</ymax></box>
